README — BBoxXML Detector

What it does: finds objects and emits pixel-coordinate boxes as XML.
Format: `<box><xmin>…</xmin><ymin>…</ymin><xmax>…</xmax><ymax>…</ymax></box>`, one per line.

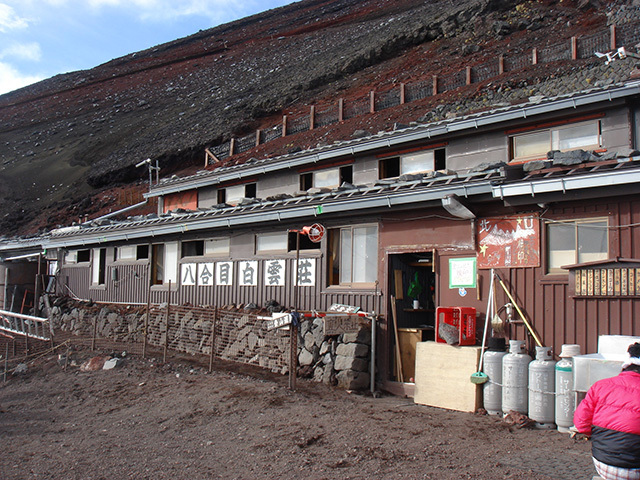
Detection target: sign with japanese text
<box><xmin>324</xmin><ymin>315</ymin><xmax>369</xmax><ymax>336</ymax></box>
<box><xmin>294</xmin><ymin>258</ymin><xmax>316</xmax><ymax>286</ymax></box>
<box><xmin>216</xmin><ymin>261</ymin><xmax>233</xmax><ymax>286</ymax></box>
<box><xmin>181</xmin><ymin>263</ymin><xmax>197</xmax><ymax>286</ymax></box>
<box><xmin>264</xmin><ymin>259</ymin><xmax>286</xmax><ymax>286</ymax></box>
<box><xmin>264</xmin><ymin>313</ymin><xmax>292</xmax><ymax>331</ymax></box>
<box><xmin>476</xmin><ymin>215</ymin><xmax>540</xmax><ymax>269</ymax></box>
<box><xmin>449</xmin><ymin>257</ymin><xmax>477</xmax><ymax>289</ymax></box>
<box><xmin>239</xmin><ymin>260</ymin><xmax>258</xmax><ymax>286</ymax></box>
<box><xmin>198</xmin><ymin>263</ymin><xmax>214</xmax><ymax>286</ymax></box>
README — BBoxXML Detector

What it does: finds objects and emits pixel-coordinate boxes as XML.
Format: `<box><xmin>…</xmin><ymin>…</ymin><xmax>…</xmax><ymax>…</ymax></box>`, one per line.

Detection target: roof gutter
<box><xmin>492</xmin><ymin>166</ymin><xmax>640</xmax><ymax>199</ymax></box>
<box><xmin>47</xmin><ymin>180</ymin><xmax>494</xmax><ymax>249</ymax></box>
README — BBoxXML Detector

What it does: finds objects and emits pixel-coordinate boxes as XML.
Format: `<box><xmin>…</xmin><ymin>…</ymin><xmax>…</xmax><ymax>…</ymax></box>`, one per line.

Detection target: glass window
<box><xmin>225</xmin><ymin>185</ymin><xmax>245</xmax><ymax>205</ymax></box>
<box><xmin>401</xmin><ymin>151</ymin><xmax>434</xmax><ymax>175</ymax></box>
<box><xmin>547</xmin><ymin>219</ymin><xmax>608</xmax><ymax>273</ymax></box>
<box><xmin>151</xmin><ymin>242</ymin><xmax>178</xmax><ymax>285</ymax></box>
<box><xmin>205</xmin><ymin>238</ymin><xmax>230</xmax><ymax>256</ymax></box>
<box><xmin>328</xmin><ymin>225</ymin><xmax>378</xmax><ymax>285</ymax></box>
<box><xmin>512</xmin><ymin>120</ymin><xmax>601</xmax><ymax>162</ymax></box>
<box><xmin>257</xmin><ymin>232</ymin><xmax>288</xmax><ymax>253</ymax></box>
<box><xmin>314</xmin><ymin>168</ymin><xmax>340</xmax><ymax>188</ymax></box>
<box><xmin>116</xmin><ymin>245</ymin><xmax>136</xmax><ymax>261</ymax></box>
<box><xmin>181</xmin><ymin>240</ymin><xmax>204</xmax><ymax>257</ymax></box>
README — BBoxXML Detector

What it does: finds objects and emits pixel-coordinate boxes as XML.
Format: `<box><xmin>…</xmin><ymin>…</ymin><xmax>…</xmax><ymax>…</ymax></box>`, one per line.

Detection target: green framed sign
<box><xmin>449</xmin><ymin>257</ymin><xmax>477</xmax><ymax>289</ymax></box>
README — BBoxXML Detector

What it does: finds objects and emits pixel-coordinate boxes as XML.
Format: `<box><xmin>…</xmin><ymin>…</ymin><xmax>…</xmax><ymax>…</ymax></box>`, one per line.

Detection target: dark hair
<box><xmin>628</xmin><ymin>342</ymin><xmax>640</xmax><ymax>358</ymax></box>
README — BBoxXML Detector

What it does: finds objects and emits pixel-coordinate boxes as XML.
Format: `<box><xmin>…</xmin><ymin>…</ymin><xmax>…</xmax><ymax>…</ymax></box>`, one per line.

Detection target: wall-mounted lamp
<box><xmin>441</xmin><ymin>194</ymin><xmax>476</xmax><ymax>219</ymax></box>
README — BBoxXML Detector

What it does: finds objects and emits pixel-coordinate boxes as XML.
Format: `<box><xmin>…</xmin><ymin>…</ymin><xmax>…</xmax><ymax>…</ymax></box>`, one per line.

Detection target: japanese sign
<box><xmin>198</xmin><ymin>263</ymin><xmax>214</xmax><ymax>286</ymax></box>
<box><xmin>264</xmin><ymin>313</ymin><xmax>292</xmax><ymax>331</ymax></box>
<box><xmin>239</xmin><ymin>260</ymin><xmax>258</xmax><ymax>286</ymax></box>
<box><xmin>264</xmin><ymin>259</ymin><xmax>286</xmax><ymax>286</ymax></box>
<box><xmin>449</xmin><ymin>257</ymin><xmax>477</xmax><ymax>289</ymax></box>
<box><xmin>477</xmin><ymin>215</ymin><xmax>540</xmax><ymax>269</ymax></box>
<box><xmin>216</xmin><ymin>261</ymin><xmax>233</xmax><ymax>286</ymax></box>
<box><xmin>181</xmin><ymin>263</ymin><xmax>197</xmax><ymax>286</ymax></box>
<box><xmin>294</xmin><ymin>258</ymin><xmax>316</xmax><ymax>286</ymax></box>
<box><xmin>323</xmin><ymin>315</ymin><xmax>369</xmax><ymax>336</ymax></box>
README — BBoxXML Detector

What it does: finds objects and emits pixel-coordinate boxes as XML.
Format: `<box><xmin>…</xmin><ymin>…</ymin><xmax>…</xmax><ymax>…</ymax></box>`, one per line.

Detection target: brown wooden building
<box><xmin>2</xmin><ymin>81</ymin><xmax>640</xmax><ymax>394</ymax></box>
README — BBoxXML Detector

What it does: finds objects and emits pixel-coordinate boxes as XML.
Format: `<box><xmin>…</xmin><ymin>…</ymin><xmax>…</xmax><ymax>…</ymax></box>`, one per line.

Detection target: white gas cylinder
<box><xmin>555</xmin><ymin>344</ymin><xmax>581</xmax><ymax>432</ymax></box>
<box><xmin>528</xmin><ymin>346</ymin><xmax>556</xmax><ymax>428</ymax></box>
<box><xmin>483</xmin><ymin>337</ymin><xmax>507</xmax><ymax>415</ymax></box>
<box><xmin>502</xmin><ymin>340</ymin><xmax>531</xmax><ymax>414</ymax></box>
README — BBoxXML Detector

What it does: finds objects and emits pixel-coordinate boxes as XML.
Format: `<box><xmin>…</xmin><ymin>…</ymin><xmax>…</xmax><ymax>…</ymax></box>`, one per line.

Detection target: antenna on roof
<box><xmin>136</xmin><ymin>158</ymin><xmax>160</xmax><ymax>186</ymax></box>
<box><xmin>595</xmin><ymin>47</ymin><xmax>640</xmax><ymax>65</ymax></box>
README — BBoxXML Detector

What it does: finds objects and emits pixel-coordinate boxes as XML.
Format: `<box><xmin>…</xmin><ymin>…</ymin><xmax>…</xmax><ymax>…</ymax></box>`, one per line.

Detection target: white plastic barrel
<box><xmin>483</xmin><ymin>337</ymin><xmax>507</xmax><ymax>415</ymax></box>
<box><xmin>528</xmin><ymin>346</ymin><xmax>556</xmax><ymax>428</ymax></box>
<box><xmin>555</xmin><ymin>344</ymin><xmax>581</xmax><ymax>432</ymax></box>
<box><xmin>502</xmin><ymin>340</ymin><xmax>531</xmax><ymax>414</ymax></box>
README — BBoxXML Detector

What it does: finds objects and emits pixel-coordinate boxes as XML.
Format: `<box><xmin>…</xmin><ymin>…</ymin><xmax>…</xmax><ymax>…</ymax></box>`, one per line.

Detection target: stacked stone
<box><xmin>297</xmin><ymin>317</ymin><xmax>371</xmax><ymax>390</ymax></box>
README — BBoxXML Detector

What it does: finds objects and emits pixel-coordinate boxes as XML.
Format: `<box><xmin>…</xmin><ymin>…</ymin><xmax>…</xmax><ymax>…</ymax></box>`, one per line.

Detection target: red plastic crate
<box><xmin>435</xmin><ymin>307</ymin><xmax>476</xmax><ymax>346</ymax></box>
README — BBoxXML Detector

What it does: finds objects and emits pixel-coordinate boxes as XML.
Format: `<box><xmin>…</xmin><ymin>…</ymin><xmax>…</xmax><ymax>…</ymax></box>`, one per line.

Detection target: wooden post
<box><xmin>466</xmin><ymin>66</ymin><xmax>472</xmax><ymax>85</ymax></box>
<box><xmin>400</xmin><ymin>83</ymin><xmax>406</xmax><ymax>104</ymax></box>
<box><xmin>143</xmin><ymin>279</ymin><xmax>151</xmax><ymax>359</ymax></box>
<box><xmin>432</xmin><ymin>75</ymin><xmax>438</xmax><ymax>95</ymax></box>
<box><xmin>255</xmin><ymin>129</ymin><xmax>261</xmax><ymax>147</ymax></box>
<box><xmin>532</xmin><ymin>48</ymin><xmax>538</xmax><ymax>65</ymax></box>
<box><xmin>290</xmin><ymin>232</ymin><xmax>301</xmax><ymax>391</ymax></box>
<box><xmin>499</xmin><ymin>55</ymin><xmax>505</xmax><ymax>75</ymax></box>
<box><xmin>163</xmin><ymin>280</ymin><xmax>171</xmax><ymax>364</ymax></box>
<box><xmin>282</xmin><ymin>115</ymin><xmax>288</xmax><ymax>137</ymax></box>
<box><xmin>309</xmin><ymin>105</ymin><xmax>315</xmax><ymax>130</ymax></box>
<box><xmin>229</xmin><ymin>138</ymin><xmax>236</xmax><ymax>156</ymax></box>
<box><xmin>610</xmin><ymin>25</ymin><xmax>617</xmax><ymax>51</ymax></box>
<box><xmin>209</xmin><ymin>309</ymin><xmax>217</xmax><ymax>373</ymax></box>
<box><xmin>571</xmin><ymin>36</ymin><xmax>578</xmax><ymax>60</ymax></box>
<box><xmin>370</xmin><ymin>91</ymin><xmax>375</xmax><ymax>114</ymax></box>
<box><xmin>338</xmin><ymin>98</ymin><xmax>344</xmax><ymax>122</ymax></box>
<box><xmin>91</xmin><ymin>316</ymin><xmax>97</xmax><ymax>352</ymax></box>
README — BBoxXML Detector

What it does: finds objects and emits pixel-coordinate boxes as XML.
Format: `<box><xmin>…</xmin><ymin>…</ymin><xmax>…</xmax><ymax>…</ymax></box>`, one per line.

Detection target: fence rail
<box><xmin>205</xmin><ymin>22</ymin><xmax>640</xmax><ymax>166</ymax></box>
<box><xmin>0</xmin><ymin>309</ymin><xmax>51</xmax><ymax>341</ymax></box>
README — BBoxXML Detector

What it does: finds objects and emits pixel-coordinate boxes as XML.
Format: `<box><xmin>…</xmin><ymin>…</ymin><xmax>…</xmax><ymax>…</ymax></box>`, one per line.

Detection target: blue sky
<box><xmin>0</xmin><ymin>0</ymin><xmax>295</xmax><ymax>95</ymax></box>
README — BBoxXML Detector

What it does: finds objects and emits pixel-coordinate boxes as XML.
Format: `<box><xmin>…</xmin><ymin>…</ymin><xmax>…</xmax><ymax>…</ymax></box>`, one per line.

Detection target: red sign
<box><xmin>476</xmin><ymin>215</ymin><xmax>540</xmax><ymax>269</ymax></box>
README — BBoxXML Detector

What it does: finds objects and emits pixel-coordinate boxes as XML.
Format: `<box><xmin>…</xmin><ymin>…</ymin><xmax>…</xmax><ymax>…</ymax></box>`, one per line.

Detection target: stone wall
<box><xmin>48</xmin><ymin>298</ymin><xmax>373</xmax><ymax>390</ymax></box>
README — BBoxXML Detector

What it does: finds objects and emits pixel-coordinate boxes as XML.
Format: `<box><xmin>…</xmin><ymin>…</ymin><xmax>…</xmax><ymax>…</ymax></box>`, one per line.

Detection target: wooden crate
<box><xmin>414</xmin><ymin>341</ymin><xmax>482</xmax><ymax>412</ymax></box>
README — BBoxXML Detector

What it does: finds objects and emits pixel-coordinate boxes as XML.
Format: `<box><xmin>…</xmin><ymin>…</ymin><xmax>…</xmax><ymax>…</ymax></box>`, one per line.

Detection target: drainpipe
<box><xmin>82</xmin><ymin>200</ymin><xmax>148</xmax><ymax>224</ymax></box>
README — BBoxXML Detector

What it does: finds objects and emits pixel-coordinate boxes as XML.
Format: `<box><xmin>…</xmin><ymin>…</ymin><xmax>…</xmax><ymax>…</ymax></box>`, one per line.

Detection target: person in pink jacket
<box><xmin>574</xmin><ymin>342</ymin><xmax>640</xmax><ymax>480</ymax></box>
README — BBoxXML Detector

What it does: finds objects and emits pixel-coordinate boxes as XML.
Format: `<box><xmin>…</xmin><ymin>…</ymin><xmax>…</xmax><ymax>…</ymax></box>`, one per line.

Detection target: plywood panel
<box><xmin>414</xmin><ymin>341</ymin><xmax>482</xmax><ymax>412</ymax></box>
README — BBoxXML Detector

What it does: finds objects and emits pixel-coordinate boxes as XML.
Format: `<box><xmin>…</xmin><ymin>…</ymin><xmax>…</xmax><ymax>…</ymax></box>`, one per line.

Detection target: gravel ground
<box><xmin>0</xmin><ymin>347</ymin><xmax>596</xmax><ymax>480</ymax></box>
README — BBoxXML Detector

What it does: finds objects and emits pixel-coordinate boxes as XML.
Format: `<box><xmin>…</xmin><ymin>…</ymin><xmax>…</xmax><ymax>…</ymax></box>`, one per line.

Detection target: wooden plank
<box><xmin>414</xmin><ymin>342</ymin><xmax>482</xmax><ymax>412</ymax></box>
<box><xmin>394</xmin><ymin>269</ymin><xmax>403</xmax><ymax>300</ymax></box>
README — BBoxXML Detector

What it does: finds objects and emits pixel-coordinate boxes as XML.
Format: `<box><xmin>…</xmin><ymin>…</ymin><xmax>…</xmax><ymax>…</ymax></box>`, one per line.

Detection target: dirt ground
<box><xmin>0</xmin><ymin>346</ymin><xmax>596</xmax><ymax>480</ymax></box>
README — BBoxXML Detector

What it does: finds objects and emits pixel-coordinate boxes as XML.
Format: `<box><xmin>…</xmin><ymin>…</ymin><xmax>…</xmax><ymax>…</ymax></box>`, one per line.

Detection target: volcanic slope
<box><xmin>0</xmin><ymin>0</ymin><xmax>631</xmax><ymax>235</ymax></box>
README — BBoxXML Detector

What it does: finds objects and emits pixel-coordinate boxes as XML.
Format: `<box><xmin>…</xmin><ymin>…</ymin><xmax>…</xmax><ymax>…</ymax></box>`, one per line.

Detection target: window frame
<box><xmin>256</xmin><ymin>232</ymin><xmax>288</xmax><ymax>254</ymax></box>
<box><xmin>327</xmin><ymin>224</ymin><xmax>379</xmax><ymax>288</ymax></box>
<box><xmin>379</xmin><ymin>148</ymin><xmax>446</xmax><ymax>179</ymax></box>
<box><xmin>546</xmin><ymin>217</ymin><xmax>609</xmax><ymax>274</ymax></box>
<box><xmin>510</xmin><ymin>119</ymin><xmax>601</xmax><ymax>163</ymax></box>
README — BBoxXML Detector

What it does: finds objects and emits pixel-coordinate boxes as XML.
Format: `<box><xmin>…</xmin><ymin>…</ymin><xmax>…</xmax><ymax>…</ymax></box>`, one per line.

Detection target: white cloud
<box><xmin>0</xmin><ymin>42</ymin><xmax>41</xmax><ymax>61</ymax></box>
<box><xmin>0</xmin><ymin>3</ymin><xmax>29</xmax><ymax>31</ymax></box>
<box><xmin>0</xmin><ymin>62</ymin><xmax>43</xmax><ymax>94</ymax></box>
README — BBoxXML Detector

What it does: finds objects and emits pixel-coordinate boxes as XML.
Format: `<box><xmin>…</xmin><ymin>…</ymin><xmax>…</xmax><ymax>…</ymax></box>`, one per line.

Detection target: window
<box><xmin>65</xmin><ymin>249</ymin><xmax>90</xmax><ymax>264</ymax></box>
<box><xmin>217</xmin><ymin>183</ymin><xmax>256</xmax><ymax>205</ymax></box>
<box><xmin>115</xmin><ymin>245</ymin><xmax>149</xmax><ymax>261</ymax></box>
<box><xmin>205</xmin><ymin>237</ymin><xmax>230</xmax><ymax>256</ymax></box>
<box><xmin>287</xmin><ymin>231</ymin><xmax>321</xmax><ymax>251</ymax></box>
<box><xmin>511</xmin><ymin>120</ymin><xmax>600</xmax><ymax>162</ymax></box>
<box><xmin>547</xmin><ymin>218</ymin><xmax>608</xmax><ymax>273</ymax></box>
<box><xmin>300</xmin><ymin>165</ymin><xmax>353</xmax><ymax>190</ymax></box>
<box><xmin>256</xmin><ymin>232</ymin><xmax>288</xmax><ymax>253</ymax></box>
<box><xmin>328</xmin><ymin>225</ymin><xmax>378</xmax><ymax>286</ymax></box>
<box><xmin>151</xmin><ymin>242</ymin><xmax>178</xmax><ymax>285</ymax></box>
<box><xmin>379</xmin><ymin>149</ymin><xmax>445</xmax><ymax>179</ymax></box>
<box><xmin>181</xmin><ymin>240</ymin><xmax>204</xmax><ymax>258</ymax></box>
<box><xmin>92</xmin><ymin>248</ymin><xmax>106</xmax><ymax>285</ymax></box>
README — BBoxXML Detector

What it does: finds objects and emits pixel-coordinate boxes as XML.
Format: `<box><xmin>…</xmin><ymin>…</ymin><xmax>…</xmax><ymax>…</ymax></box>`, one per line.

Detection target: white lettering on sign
<box><xmin>265</xmin><ymin>313</ymin><xmax>292</xmax><ymax>331</ymax></box>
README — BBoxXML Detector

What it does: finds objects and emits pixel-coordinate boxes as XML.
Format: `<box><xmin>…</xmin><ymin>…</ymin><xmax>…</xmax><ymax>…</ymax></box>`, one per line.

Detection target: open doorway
<box><xmin>388</xmin><ymin>252</ymin><xmax>436</xmax><ymax>383</ymax></box>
